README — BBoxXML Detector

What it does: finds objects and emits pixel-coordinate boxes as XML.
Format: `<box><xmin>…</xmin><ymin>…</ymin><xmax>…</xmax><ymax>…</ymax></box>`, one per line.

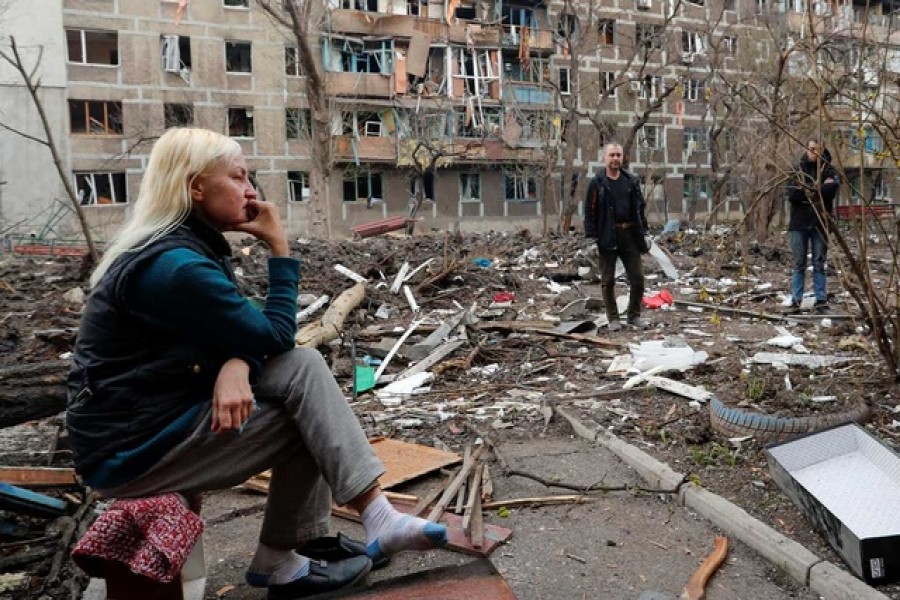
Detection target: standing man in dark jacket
<box><xmin>584</xmin><ymin>142</ymin><xmax>651</xmax><ymax>330</ymax></box>
<box><xmin>786</xmin><ymin>140</ymin><xmax>839</xmax><ymax>314</ymax></box>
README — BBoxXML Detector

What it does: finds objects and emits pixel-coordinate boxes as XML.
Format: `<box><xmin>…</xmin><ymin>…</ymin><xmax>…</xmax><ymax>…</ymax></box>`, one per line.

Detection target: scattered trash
<box><xmin>629</xmin><ymin>340</ymin><xmax>708</xmax><ymax>372</ymax></box>
<box><xmin>642</xmin><ymin>289</ymin><xmax>674</xmax><ymax>309</ymax></box>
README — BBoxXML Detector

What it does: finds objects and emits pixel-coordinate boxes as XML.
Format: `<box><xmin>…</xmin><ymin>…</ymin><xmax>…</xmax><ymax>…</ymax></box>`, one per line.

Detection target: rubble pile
<box><xmin>1</xmin><ymin>226</ymin><xmax>899</xmax><ymax>598</ymax></box>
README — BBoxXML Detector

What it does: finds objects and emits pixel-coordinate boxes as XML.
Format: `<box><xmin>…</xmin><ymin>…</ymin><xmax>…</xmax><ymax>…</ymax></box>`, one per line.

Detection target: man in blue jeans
<box><xmin>786</xmin><ymin>140</ymin><xmax>839</xmax><ymax>314</ymax></box>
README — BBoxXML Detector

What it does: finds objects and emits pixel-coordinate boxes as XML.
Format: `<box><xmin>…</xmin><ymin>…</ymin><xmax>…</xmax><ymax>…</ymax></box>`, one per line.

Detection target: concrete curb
<box><xmin>554</xmin><ymin>406</ymin><xmax>891</xmax><ymax>600</ymax></box>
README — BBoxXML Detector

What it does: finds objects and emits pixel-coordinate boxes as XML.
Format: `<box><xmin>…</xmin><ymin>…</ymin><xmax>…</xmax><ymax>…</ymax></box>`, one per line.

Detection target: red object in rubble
<box><xmin>492</xmin><ymin>291</ymin><xmax>516</xmax><ymax>304</ymax></box>
<box><xmin>642</xmin><ymin>289</ymin><xmax>674</xmax><ymax>309</ymax></box>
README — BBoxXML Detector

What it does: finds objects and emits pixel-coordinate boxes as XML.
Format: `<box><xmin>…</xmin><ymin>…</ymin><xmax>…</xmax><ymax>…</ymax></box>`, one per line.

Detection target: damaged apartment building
<box><xmin>2</xmin><ymin>0</ymin><xmax>897</xmax><ymax>239</ymax></box>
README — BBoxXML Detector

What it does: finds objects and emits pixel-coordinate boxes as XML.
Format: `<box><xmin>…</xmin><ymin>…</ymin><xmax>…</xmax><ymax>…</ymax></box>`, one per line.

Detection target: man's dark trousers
<box><xmin>598</xmin><ymin>227</ymin><xmax>645</xmax><ymax>322</ymax></box>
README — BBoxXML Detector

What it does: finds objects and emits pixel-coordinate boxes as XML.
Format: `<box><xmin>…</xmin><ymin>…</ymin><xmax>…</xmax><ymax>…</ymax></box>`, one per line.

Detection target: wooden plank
<box><xmin>0</xmin><ymin>467</ymin><xmax>77</xmax><ymax>487</ymax></box>
<box><xmin>462</xmin><ymin>463</ymin><xmax>483</xmax><ymax>536</ymax></box>
<box><xmin>371</xmin><ymin>438</ymin><xmax>462</xmax><ymax>490</ymax></box>
<box><xmin>242</xmin><ymin>438</ymin><xmax>461</xmax><ymax>494</ymax></box>
<box><xmin>427</xmin><ymin>445</ymin><xmax>483</xmax><ymax>522</ymax></box>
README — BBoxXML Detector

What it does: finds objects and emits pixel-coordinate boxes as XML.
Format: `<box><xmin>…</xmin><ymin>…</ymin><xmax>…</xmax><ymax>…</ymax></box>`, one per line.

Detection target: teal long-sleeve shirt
<box><xmin>86</xmin><ymin>249</ymin><xmax>300</xmax><ymax>490</ymax></box>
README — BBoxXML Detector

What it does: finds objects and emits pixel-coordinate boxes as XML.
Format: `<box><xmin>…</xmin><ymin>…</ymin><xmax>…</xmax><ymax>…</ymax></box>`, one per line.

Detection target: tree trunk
<box><xmin>0</xmin><ymin>362</ymin><xmax>69</xmax><ymax>428</ymax></box>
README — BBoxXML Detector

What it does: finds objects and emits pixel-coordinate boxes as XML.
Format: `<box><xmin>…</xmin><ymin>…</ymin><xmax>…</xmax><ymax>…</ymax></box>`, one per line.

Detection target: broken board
<box><xmin>243</xmin><ymin>438</ymin><xmax>460</xmax><ymax>493</ymax></box>
<box><xmin>370</xmin><ymin>437</ymin><xmax>461</xmax><ymax>489</ymax></box>
<box><xmin>332</xmin><ymin>496</ymin><xmax>513</xmax><ymax>558</ymax></box>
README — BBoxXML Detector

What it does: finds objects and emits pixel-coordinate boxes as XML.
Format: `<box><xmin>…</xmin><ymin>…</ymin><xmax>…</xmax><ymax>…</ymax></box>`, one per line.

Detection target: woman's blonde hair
<box><xmin>90</xmin><ymin>128</ymin><xmax>242</xmax><ymax>287</ymax></box>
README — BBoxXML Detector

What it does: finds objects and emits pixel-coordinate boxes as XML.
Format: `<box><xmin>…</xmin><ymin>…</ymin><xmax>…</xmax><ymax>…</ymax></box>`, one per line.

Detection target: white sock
<box><xmin>246</xmin><ymin>543</ymin><xmax>310</xmax><ymax>587</ymax></box>
<box><xmin>360</xmin><ymin>495</ymin><xmax>447</xmax><ymax>560</ymax></box>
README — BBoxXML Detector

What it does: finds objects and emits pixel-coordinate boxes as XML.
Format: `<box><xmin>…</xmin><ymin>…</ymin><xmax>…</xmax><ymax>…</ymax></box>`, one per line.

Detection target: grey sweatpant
<box><xmin>104</xmin><ymin>348</ymin><xmax>385</xmax><ymax>548</ymax></box>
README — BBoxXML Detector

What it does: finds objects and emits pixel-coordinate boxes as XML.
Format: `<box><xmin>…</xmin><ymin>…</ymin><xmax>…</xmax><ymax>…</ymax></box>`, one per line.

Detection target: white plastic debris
<box><xmin>375</xmin><ymin>372</ymin><xmax>434</xmax><ymax>407</ymax></box>
<box><xmin>629</xmin><ymin>340</ymin><xmax>708</xmax><ymax>372</ymax></box>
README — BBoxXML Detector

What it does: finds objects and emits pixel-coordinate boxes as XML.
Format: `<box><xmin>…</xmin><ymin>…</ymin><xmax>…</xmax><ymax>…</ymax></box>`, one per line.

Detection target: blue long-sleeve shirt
<box><xmin>86</xmin><ymin>249</ymin><xmax>300</xmax><ymax>489</ymax></box>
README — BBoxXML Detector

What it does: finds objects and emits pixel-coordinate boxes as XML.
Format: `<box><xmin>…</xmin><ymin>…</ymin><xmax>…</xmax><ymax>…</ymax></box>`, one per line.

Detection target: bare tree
<box><xmin>257</xmin><ymin>0</ymin><xmax>332</xmax><ymax>238</ymax></box>
<box><xmin>0</xmin><ymin>36</ymin><xmax>99</xmax><ymax>262</ymax></box>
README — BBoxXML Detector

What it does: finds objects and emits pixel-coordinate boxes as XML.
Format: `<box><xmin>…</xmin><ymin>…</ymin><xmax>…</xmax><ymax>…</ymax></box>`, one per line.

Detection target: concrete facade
<box><xmin>0</xmin><ymin>0</ymin><xmax>70</xmax><ymax>238</ymax></box>
<box><xmin>1</xmin><ymin>0</ymin><xmax>898</xmax><ymax>241</ymax></box>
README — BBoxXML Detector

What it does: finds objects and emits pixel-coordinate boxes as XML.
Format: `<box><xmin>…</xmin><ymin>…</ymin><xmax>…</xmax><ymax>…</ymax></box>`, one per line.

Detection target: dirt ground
<box><xmin>0</xmin><ymin>224</ymin><xmax>898</xmax><ymax>598</ymax></box>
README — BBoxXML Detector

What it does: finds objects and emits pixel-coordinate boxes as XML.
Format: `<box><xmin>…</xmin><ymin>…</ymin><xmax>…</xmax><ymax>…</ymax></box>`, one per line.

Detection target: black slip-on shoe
<box><xmin>297</xmin><ymin>533</ymin><xmax>389</xmax><ymax>570</ymax></box>
<box><xmin>267</xmin><ymin>555</ymin><xmax>372</xmax><ymax>600</ymax></box>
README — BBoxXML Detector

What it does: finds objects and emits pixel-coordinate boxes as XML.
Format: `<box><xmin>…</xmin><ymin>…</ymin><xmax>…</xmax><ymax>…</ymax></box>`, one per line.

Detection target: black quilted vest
<box><xmin>66</xmin><ymin>217</ymin><xmax>235</xmax><ymax>477</ymax></box>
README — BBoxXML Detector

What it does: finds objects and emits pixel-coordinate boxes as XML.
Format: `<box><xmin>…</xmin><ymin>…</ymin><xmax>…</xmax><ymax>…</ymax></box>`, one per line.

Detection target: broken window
<box><xmin>228</xmin><ymin>107</ymin><xmax>254</xmax><ymax>137</ymax></box>
<box><xmin>69</xmin><ymin>100</ymin><xmax>123</xmax><ymax>135</ymax></box>
<box><xmin>342</xmin><ymin>172</ymin><xmax>383</xmax><ymax>202</ymax></box>
<box><xmin>226</xmin><ymin>41</ymin><xmax>252</xmax><ymax>73</ymax></box>
<box><xmin>559</xmin><ymin>67</ymin><xmax>571</xmax><ymax>95</ymax></box>
<box><xmin>501</xmin><ymin>4</ymin><xmax>536</xmax><ymax>27</ymax></box>
<box><xmin>453</xmin><ymin>106</ymin><xmax>501</xmax><ymax>137</ymax></box>
<box><xmin>557</xmin><ymin>14</ymin><xmax>579</xmax><ymax>40</ymax></box>
<box><xmin>637</xmin><ymin>75</ymin><xmax>663</xmax><ymax>100</ymax></box>
<box><xmin>455</xmin><ymin>4</ymin><xmax>477</xmax><ymax>19</ymax></box>
<box><xmin>457</xmin><ymin>48</ymin><xmax>498</xmax><ymax>96</ymax></box>
<box><xmin>341</xmin><ymin>112</ymin><xmax>384</xmax><ymax>137</ymax></box>
<box><xmin>74</xmin><ymin>172</ymin><xmax>127</xmax><ymax>205</ymax></box>
<box><xmin>287</xmin><ymin>171</ymin><xmax>310</xmax><ymax>202</ymax></box>
<box><xmin>161</xmin><ymin>35</ymin><xmax>192</xmax><ymax>76</ymax></box>
<box><xmin>285</xmin><ymin>46</ymin><xmax>303</xmax><ymax>76</ymax></box>
<box><xmin>639</xmin><ymin>124</ymin><xmax>664</xmax><ymax>149</ymax></box>
<box><xmin>406</xmin><ymin>0</ymin><xmax>425</xmax><ymax>15</ymax></box>
<box><xmin>722</xmin><ymin>35</ymin><xmax>737</xmax><ymax>55</ymax></box>
<box><xmin>286</xmin><ymin>108</ymin><xmax>312</xmax><ymax>140</ymax></box>
<box><xmin>636</xmin><ymin>24</ymin><xmax>664</xmax><ymax>51</ymax></box>
<box><xmin>66</xmin><ymin>30</ymin><xmax>118</xmax><ymax>65</ymax></box>
<box><xmin>410</xmin><ymin>171</ymin><xmax>435</xmax><ymax>200</ymax></box>
<box><xmin>683</xmin><ymin>127</ymin><xmax>709</xmax><ymax>154</ymax></box>
<box><xmin>683</xmin><ymin>174</ymin><xmax>711</xmax><ymax>212</ymax></box>
<box><xmin>600</xmin><ymin>71</ymin><xmax>617</xmax><ymax>97</ymax></box>
<box><xmin>164</xmin><ymin>103</ymin><xmax>193</xmax><ymax>128</ymax></box>
<box><xmin>460</xmin><ymin>173</ymin><xmax>481</xmax><ymax>202</ymax></box>
<box><xmin>682</xmin><ymin>30</ymin><xmax>705</xmax><ymax>54</ymax></box>
<box><xmin>521</xmin><ymin>112</ymin><xmax>552</xmax><ymax>139</ymax></box>
<box><xmin>504</xmin><ymin>173</ymin><xmax>538</xmax><ymax>202</ymax></box>
<box><xmin>598</xmin><ymin>19</ymin><xmax>615</xmax><ymax>44</ymax></box>
<box><xmin>224</xmin><ymin>0</ymin><xmax>249</xmax><ymax>7</ymax></box>
<box><xmin>505</xmin><ymin>57</ymin><xmax>547</xmax><ymax>84</ymax></box>
<box><xmin>328</xmin><ymin>39</ymin><xmax>392</xmax><ymax>74</ymax></box>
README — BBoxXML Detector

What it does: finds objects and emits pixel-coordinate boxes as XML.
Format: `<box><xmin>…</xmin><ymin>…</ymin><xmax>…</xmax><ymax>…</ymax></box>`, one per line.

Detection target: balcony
<box><xmin>326</xmin><ymin>72</ymin><xmax>393</xmax><ymax>98</ymax></box>
<box><xmin>500</xmin><ymin>26</ymin><xmax>553</xmax><ymax>52</ymax></box>
<box><xmin>504</xmin><ymin>81</ymin><xmax>552</xmax><ymax>104</ymax></box>
<box><xmin>334</xmin><ymin>135</ymin><xmax>397</xmax><ymax>163</ymax></box>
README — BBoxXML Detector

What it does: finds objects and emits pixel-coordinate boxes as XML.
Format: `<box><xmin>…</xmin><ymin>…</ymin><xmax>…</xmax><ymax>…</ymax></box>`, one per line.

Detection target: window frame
<box><xmin>342</xmin><ymin>172</ymin><xmax>383</xmax><ymax>202</ymax></box>
<box><xmin>285</xmin><ymin>107</ymin><xmax>312</xmax><ymax>140</ymax></box>
<box><xmin>598</xmin><ymin>19</ymin><xmax>616</xmax><ymax>44</ymax></box>
<box><xmin>227</xmin><ymin>106</ymin><xmax>255</xmax><ymax>138</ymax></box>
<box><xmin>287</xmin><ymin>171</ymin><xmax>311</xmax><ymax>202</ymax></box>
<box><xmin>223</xmin><ymin>0</ymin><xmax>250</xmax><ymax>8</ymax></box>
<box><xmin>504</xmin><ymin>172</ymin><xmax>539</xmax><ymax>202</ymax></box>
<box><xmin>285</xmin><ymin>46</ymin><xmax>303</xmax><ymax>77</ymax></box>
<box><xmin>460</xmin><ymin>172</ymin><xmax>482</xmax><ymax>203</ymax></box>
<box><xmin>225</xmin><ymin>40</ymin><xmax>253</xmax><ymax>74</ymax></box>
<box><xmin>68</xmin><ymin>99</ymin><xmax>123</xmax><ymax>135</ymax></box>
<box><xmin>164</xmin><ymin>103</ymin><xmax>193</xmax><ymax>128</ymax></box>
<box><xmin>682</xmin><ymin>127</ymin><xmax>709</xmax><ymax>153</ymax></box>
<box><xmin>66</xmin><ymin>29</ymin><xmax>119</xmax><ymax>66</ymax></box>
<box><xmin>640</xmin><ymin>124</ymin><xmax>664</xmax><ymax>149</ymax></box>
<box><xmin>558</xmin><ymin>67</ymin><xmax>571</xmax><ymax>95</ymax></box>
<box><xmin>74</xmin><ymin>171</ymin><xmax>128</xmax><ymax>205</ymax></box>
<box><xmin>600</xmin><ymin>71</ymin><xmax>617</xmax><ymax>97</ymax></box>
